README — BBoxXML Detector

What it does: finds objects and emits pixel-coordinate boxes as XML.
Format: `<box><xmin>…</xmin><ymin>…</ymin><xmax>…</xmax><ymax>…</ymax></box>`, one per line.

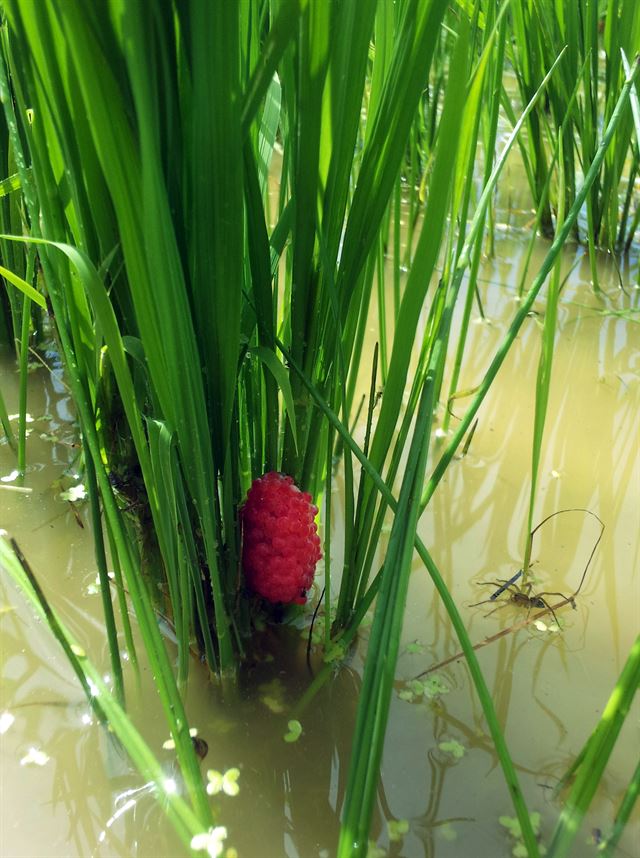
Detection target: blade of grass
<box><xmin>0</xmin><ymin>533</ymin><xmax>213</xmax><ymax>848</ymax></box>
<box><xmin>521</xmin><ymin>135</ymin><xmax>565</xmax><ymax>578</ymax></box>
<box><xmin>337</xmin><ymin>338</ymin><xmax>440</xmax><ymax>858</ymax></box>
<box><xmin>0</xmin><ymin>379</ymin><xmax>16</xmax><ymax>450</ymax></box>
<box><xmin>0</xmin><ymin>263</ymin><xmax>45</xmax><ymax>309</ymax></box>
<box><xmin>547</xmin><ymin>635</ymin><xmax>640</xmax><ymax>858</ymax></box>
<box><xmin>84</xmin><ymin>448</ymin><xmax>125</xmax><ymax>706</ymax></box>
<box><xmin>600</xmin><ymin>758</ymin><xmax>640</xmax><ymax>857</ymax></box>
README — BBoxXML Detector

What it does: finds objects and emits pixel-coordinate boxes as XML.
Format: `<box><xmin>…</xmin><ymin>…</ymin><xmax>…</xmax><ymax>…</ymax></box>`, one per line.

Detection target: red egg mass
<box><xmin>241</xmin><ymin>472</ymin><xmax>322</xmax><ymax>605</ymax></box>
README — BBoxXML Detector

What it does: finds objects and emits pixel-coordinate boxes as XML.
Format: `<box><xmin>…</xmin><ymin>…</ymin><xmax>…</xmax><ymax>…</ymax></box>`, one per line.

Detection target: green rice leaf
<box><xmin>0</xmin><ymin>171</ymin><xmax>22</xmax><ymax>197</ymax></box>
<box><xmin>0</xmin><ymin>264</ymin><xmax>46</xmax><ymax>308</ymax></box>
<box><xmin>547</xmin><ymin>635</ymin><xmax>640</xmax><ymax>858</ymax></box>
<box><xmin>0</xmin><ymin>534</ymin><xmax>210</xmax><ymax>847</ymax></box>
<box><xmin>250</xmin><ymin>346</ymin><xmax>298</xmax><ymax>453</ymax></box>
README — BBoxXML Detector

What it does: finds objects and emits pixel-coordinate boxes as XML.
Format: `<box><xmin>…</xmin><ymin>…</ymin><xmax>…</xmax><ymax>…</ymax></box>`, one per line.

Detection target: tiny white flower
<box><xmin>206</xmin><ymin>771</ymin><xmax>223</xmax><ymax>795</ymax></box>
<box><xmin>20</xmin><ymin>747</ymin><xmax>50</xmax><ymax>766</ymax></box>
<box><xmin>163</xmin><ymin>727</ymin><xmax>198</xmax><ymax>750</ymax></box>
<box><xmin>206</xmin><ymin>767</ymin><xmax>240</xmax><ymax>797</ymax></box>
<box><xmin>0</xmin><ymin>712</ymin><xmax>15</xmax><ymax>734</ymax></box>
<box><xmin>190</xmin><ymin>826</ymin><xmax>228</xmax><ymax>857</ymax></box>
<box><xmin>59</xmin><ymin>484</ymin><xmax>87</xmax><ymax>502</ymax></box>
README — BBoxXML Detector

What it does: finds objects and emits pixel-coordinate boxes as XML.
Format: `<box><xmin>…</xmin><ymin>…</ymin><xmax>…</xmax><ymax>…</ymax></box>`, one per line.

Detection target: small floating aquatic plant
<box><xmin>241</xmin><ymin>472</ymin><xmax>321</xmax><ymax>605</ymax></box>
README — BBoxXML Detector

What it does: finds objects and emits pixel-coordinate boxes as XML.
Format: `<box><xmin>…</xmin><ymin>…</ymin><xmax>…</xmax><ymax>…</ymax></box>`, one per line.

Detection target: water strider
<box><xmin>470</xmin><ymin>578</ymin><xmax>576</xmax><ymax>628</ymax></box>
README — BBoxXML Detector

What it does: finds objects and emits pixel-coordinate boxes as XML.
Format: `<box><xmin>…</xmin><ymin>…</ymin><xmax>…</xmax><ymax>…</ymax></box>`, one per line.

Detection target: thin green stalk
<box><xmin>600</xmin><ymin>758</ymin><xmax>640</xmax><ymax>857</ymax></box>
<box><xmin>376</xmin><ymin>228</ymin><xmax>388</xmax><ymax>382</ymax></box>
<box><xmin>104</xmin><ymin>516</ymin><xmax>138</xmax><ymax>672</ymax></box>
<box><xmin>547</xmin><ymin>635</ymin><xmax>640</xmax><ymax>858</ymax></box>
<box><xmin>338</xmin><ymin>348</ymin><xmax>439</xmax><ymax>858</ymax></box>
<box><xmin>335</xmin><ymin>342</ymin><xmax>379</xmax><ymax>627</ymax></box>
<box><xmin>324</xmin><ymin>416</ymin><xmax>334</xmax><ymax>651</ymax></box>
<box><xmin>2</xmin><ymin>535</ymin><xmax>105</xmax><ymax>721</ymax></box>
<box><xmin>443</xmin><ymin>12</ymin><xmax>507</xmax><ymax>433</ymax></box>
<box><xmin>16</xmin><ymin>247</ymin><xmax>34</xmax><ymax>475</ymax></box>
<box><xmin>0</xmin><ymin>534</ymin><xmax>214</xmax><ymax>849</ymax></box>
<box><xmin>84</xmin><ymin>448</ymin><xmax>125</xmax><ymax>706</ymax></box>
<box><xmin>522</xmin><ymin>137</ymin><xmax>565</xmax><ymax>580</ymax></box>
<box><xmin>0</xmin><ymin>379</ymin><xmax>16</xmax><ymax>450</ymax></box>
<box><xmin>393</xmin><ymin>175</ymin><xmax>401</xmax><ymax>317</ymax></box>
<box><xmin>16</xmin><ymin>290</ymin><xmax>29</xmax><ymax>473</ymax></box>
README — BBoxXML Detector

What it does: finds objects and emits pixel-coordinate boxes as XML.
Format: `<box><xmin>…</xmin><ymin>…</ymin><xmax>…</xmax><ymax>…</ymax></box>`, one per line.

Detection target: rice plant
<box><xmin>507</xmin><ymin>0</ymin><xmax>640</xmax><ymax>254</ymax></box>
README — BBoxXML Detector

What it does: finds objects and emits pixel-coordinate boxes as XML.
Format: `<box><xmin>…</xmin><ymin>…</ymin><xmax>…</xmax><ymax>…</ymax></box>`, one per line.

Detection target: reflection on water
<box><xmin>1</xmin><ymin>221</ymin><xmax>639</xmax><ymax>857</ymax></box>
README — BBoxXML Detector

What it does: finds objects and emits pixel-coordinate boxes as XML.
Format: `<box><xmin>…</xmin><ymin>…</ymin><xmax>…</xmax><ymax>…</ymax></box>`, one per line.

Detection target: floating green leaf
<box><xmin>323</xmin><ymin>641</ymin><xmax>346</xmax><ymax>664</ymax></box>
<box><xmin>206</xmin><ymin>767</ymin><xmax>240</xmax><ymax>797</ymax></box>
<box><xmin>437</xmin><ymin>822</ymin><xmax>458</xmax><ymax>842</ymax></box>
<box><xmin>190</xmin><ymin>826</ymin><xmax>228</xmax><ymax>857</ymax></box>
<box><xmin>283</xmin><ymin>719</ymin><xmax>302</xmax><ymax>743</ymax></box>
<box><xmin>439</xmin><ymin>740</ymin><xmax>466</xmax><ymax>759</ymax></box>
<box><xmin>423</xmin><ymin>676</ymin><xmax>450</xmax><ymax>698</ymax></box>
<box><xmin>59</xmin><ymin>484</ymin><xmax>87</xmax><ymax>502</ymax></box>
<box><xmin>387</xmin><ymin>819</ymin><xmax>409</xmax><ymax>842</ymax></box>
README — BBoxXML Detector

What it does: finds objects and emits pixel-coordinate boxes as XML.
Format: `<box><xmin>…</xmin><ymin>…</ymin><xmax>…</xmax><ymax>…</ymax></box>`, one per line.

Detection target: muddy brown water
<box><xmin>1</xmin><ymin>214</ymin><xmax>639</xmax><ymax>857</ymax></box>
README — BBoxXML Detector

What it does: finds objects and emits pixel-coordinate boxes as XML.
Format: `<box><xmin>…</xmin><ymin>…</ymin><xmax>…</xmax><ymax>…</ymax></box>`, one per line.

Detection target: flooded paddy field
<box><xmin>1</xmin><ymin>214</ymin><xmax>638</xmax><ymax>858</ymax></box>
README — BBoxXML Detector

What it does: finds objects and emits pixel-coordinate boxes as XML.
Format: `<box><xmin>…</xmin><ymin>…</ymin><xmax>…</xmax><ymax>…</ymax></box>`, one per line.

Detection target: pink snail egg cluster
<box><xmin>241</xmin><ymin>472</ymin><xmax>322</xmax><ymax>605</ymax></box>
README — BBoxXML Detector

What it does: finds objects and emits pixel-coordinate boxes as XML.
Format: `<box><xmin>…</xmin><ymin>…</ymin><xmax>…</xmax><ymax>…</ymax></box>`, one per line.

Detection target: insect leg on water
<box><xmin>470</xmin><ymin>579</ymin><xmax>573</xmax><ymax>627</ymax></box>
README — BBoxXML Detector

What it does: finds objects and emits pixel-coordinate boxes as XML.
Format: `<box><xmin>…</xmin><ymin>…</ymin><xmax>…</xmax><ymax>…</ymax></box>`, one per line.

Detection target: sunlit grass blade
<box><xmin>547</xmin><ymin>635</ymin><xmax>640</xmax><ymax>858</ymax></box>
<box><xmin>337</xmin><ymin>383</ymin><xmax>435</xmax><ymax>857</ymax></box>
<box><xmin>365</xmin><ymin>10</ymin><xmax>472</xmax><ymax>478</ymax></box>
<box><xmin>600</xmin><ymin>758</ymin><xmax>640</xmax><ymax>857</ymax></box>
<box><xmin>336</xmin><ymin>0</ymin><xmax>449</xmax><ymax>309</ymax></box>
<box><xmin>0</xmin><ymin>379</ymin><xmax>16</xmax><ymax>450</ymax></box>
<box><xmin>84</xmin><ymin>450</ymin><xmax>125</xmax><ymax>705</ymax></box>
<box><xmin>0</xmin><ymin>533</ymin><xmax>213</xmax><ymax>849</ymax></box>
<box><xmin>521</xmin><ymin>137</ymin><xmax>565</xmax><ymax>578</ymax></box>
<box><xmin>240</xmin><ymin>0</ymin><xmax>301</xmax><ymax>137</ymax></box>
<box><xmin>0</xmin><ymin>263</ymin><xmax>45</xmax><ymax>308</ymax></box>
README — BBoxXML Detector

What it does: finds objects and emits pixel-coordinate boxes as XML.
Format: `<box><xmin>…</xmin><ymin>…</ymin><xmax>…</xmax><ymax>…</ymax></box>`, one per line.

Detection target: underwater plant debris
<box><xmin>241</xmin><ymin>472</ymin><xmax>321</xmax><ymax>605</ymax></box>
